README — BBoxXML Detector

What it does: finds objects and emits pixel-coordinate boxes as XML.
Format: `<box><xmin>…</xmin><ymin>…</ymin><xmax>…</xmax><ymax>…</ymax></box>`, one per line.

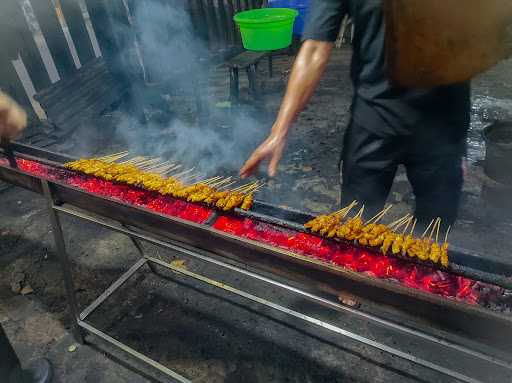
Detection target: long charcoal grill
<box><xmin>1</xmin><ymin>143</ymin><xmax>512</xmax><ymax>383</ymax></box>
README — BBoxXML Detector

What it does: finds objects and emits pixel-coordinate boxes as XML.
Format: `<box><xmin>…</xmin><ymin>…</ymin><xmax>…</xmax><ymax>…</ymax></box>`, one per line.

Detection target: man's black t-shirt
<box><xmin>302</xmin><ymin>0</ymin><xmax>470</xmax><ymax>140</ymax></box>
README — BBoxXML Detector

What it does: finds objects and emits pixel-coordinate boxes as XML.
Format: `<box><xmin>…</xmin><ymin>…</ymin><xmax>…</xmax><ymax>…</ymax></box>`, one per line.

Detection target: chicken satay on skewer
<box><xmin>416</xmin><ymin>218</ymin><xmax>437</xmax><ymax>261</ymax></box>
<box><xmin>241</xmin><ymin>193</ymin><xmax>254</xmax><ymax>210</ymax></box>
<box><xmin>97</xmin><ymin>151</ymin><xmax>130</xmax><ymax>163</ymax></box>
<box><xmin>429</xmin><ymin>218</ymin><xmax>442</xmax><ymax>264</ymax></box>
<box><xmin>304</xmin><ymin>201</ymin><xmax>356</xmax><ymax>231</ymax></box>
<box><xmin>440</xmin><ymin>225</ymin><xmax>451</xmax><ymax>267</ymax></box>
<box><xmin>402</xmin><ymin>218</ymin><xmax>417</xmax><ymax>256</ymax></box>
<box><xmin>319</xmin><ymin>202</ymin><xmax>357</xmax><ymax>236</ymax></box>
<box><xmin>380</xmin><ymin>214</ymin><xmax>411</xmax><ymax>254</ymax></box>
<box><xmin>391</xmin><ymin>216</ymin><xmax>413</xmax><ymax>254</ymax></box>
<box><xmin>339</xmin><ymin>205</ymin><xmax>365</xmax><ymax>240</ymax></box>
<box><xmin>327</xmin><ymin>202</ymin><xmax>357</xmax><ymax>238</ymax></box>
<box><xmin>358</xmin><ymin>205</ymin><xmax>393</xmax><ymax>245</ymax></box>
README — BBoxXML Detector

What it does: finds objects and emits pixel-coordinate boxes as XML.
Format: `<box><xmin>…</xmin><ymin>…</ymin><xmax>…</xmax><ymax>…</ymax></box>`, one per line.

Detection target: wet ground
<box><xmin>1</xmin><ymin>47</ymin><xmax>512</xmax><ymax>382</ymax></box>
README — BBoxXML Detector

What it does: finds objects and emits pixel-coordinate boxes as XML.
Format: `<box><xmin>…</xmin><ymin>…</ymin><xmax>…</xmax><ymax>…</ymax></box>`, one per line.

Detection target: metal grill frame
<box><xmin>37</xmin><ymin>179</ymin><xmax>512</xmax><ymax>383</ymax></box>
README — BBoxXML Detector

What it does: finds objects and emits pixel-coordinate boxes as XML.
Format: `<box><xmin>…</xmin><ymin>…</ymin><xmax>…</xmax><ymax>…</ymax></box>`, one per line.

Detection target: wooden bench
<box><xmin>224</xmin><ymin>51</ymin><xmax>273</xmax><ymax>104</ymax></box>
<box><xmin>34</xmin><ymin>57</ymin><xmax>125</xmax><ymax>138</ymax></box>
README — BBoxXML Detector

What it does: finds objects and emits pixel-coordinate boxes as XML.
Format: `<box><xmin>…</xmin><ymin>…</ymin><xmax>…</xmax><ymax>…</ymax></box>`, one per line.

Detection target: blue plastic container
<box><xmin>268</xmin><ymin>0</ymin><xmax>309</xmax><ymax>36</ymax></box>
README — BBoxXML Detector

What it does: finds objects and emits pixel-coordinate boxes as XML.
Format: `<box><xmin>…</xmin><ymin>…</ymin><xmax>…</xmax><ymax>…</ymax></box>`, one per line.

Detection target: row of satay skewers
<box><xmin>305</xmin><ymin>202</ymin><xmax>450</xmax><ymax>267</ymax></box>
<box><xmin>64</xmin><ymin>151</ymin><xmax>264</xmax><ymax>211</ymax></box>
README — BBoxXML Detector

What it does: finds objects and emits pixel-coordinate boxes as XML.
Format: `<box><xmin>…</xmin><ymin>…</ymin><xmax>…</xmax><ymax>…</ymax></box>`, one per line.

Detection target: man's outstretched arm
<box><xmin>240</xmin><ymin>39</ymin><xmax>333</xmax><ymax>178</ymax></box>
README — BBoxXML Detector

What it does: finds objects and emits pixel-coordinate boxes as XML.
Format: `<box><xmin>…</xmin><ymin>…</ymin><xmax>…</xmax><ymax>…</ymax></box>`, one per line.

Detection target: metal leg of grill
<box><xmin>121</xmin><ymin>223</ymin><xmax>158</xmax><ymax>273</ymax></box>
<box><xmin>41</xmin><ymin>181</ymin><xmax>85</xmax><ymax>345</ymax></box>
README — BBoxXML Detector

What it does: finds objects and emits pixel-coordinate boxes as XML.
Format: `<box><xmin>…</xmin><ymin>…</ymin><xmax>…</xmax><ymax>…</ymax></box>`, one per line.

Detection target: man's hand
<box><xmin>0</xmin><ymin>92</ymin><xmax>27</xmax><ymax>140</ymax></box>
<box><xmin>240</xmin><ymin>131</ymin><xmax>287</xmax><ymax>178</ymax></box>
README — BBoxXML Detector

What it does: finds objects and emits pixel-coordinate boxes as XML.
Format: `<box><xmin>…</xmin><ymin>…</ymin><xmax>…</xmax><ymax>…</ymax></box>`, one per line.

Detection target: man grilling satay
<box><xmin>0</xmin><ymin>91</ymin><xmax>53</xmax><ymax>383</ymax></box>
<box><xmin>240</xmin><ymin>0</ymin><xmax>470</xmax><ymax>227</ymax></box>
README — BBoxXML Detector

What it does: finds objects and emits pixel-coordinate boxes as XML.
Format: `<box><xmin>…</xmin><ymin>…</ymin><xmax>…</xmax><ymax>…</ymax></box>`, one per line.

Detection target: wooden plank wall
<box><xmin>0</xmin><ymin>0</ymin><xmax>99</xmax><ymax>117</ymax></box>
<box><xmin>188</xmin><ymin>0</ymin><xmax>263</xmax><ymax>54</ymax></box>
<box><xmin>0</xmin><ymin>0</ymin><xmax>261</xmax><ymax>119</ymax></box>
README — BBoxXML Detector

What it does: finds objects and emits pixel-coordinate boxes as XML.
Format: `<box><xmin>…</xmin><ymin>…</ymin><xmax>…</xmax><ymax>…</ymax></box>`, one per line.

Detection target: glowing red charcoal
<box><xmin>6</xmin><ymin>158</ymin><xmax>507</xmax><ymax>308</ymax></box>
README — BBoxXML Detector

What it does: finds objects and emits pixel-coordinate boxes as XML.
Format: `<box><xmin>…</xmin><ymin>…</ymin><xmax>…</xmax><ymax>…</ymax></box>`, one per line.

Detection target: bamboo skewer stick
<box><xmin>137</xmin><ymin>158</ymin><xmax>162</xmax><ymax>169</ymax></box>
<box><xmin>120</xmin><ymin>156</ymin><xmax>146</xmax><ymax>164</ymax></box>
<box><xmin>180</xmin><ymin>172</ymin><xmax>202</xmax><ymax>182</ymax></box>
<box><xmin>172</xmin><ymin>168</ymin><xmax>195</xmax><ymax>178</ymax></box>
<box><xmin>334</xmin><ymin>200</ymin><xmax>358</xmax><ymax>216</ymax></box>
<box><xmin>243</xmin><ymin>182</ymin><xmax>264</xmax><ymax>193</ymax></box>
<box><xmin>334</xmin><ymin>200</ymin><xmax>358</xmax><ymax>215</ymax></box>
<box><xmin>401</xmin><ymin>216</ymin><xmax>413</xmax><ymax>235</ymax></box>
<box><xmin>231</xmin><ymin>181</ymin><xmax>259</xmax><ymax>193</ymax></box>
<box><xmin>152</xmin><ymin>164</ymin><xmax>179</xmax><ymax>175</ymax></box>
<box><xmin>388</xmin><ymin>214</ymin><xmax>411</xmax><ymax>230</ymax></box>
<box><xmin>210</xmin><ymin>177</ymin><xmax>233</xmax><ymax>187</ymax></box>
<box><xmin>145</xmin><ymin>160</ymin><xmax>173</xmax><ymax>171</ymax></box>
<box><xmin>428</xmin><ymin>218</ymin><xmax>441</xmax><ymax>241</ymax></box>
<box><xmin>421</xmin><ymin>219</ymin><xmax>436</xmax><ymax>238</ymax></box>
<box><xmin>367</xmin><ymin>204</ymin><xmax>393</xmax><ymax>225</ymax></box>
<box><xmin>435</xmin><ymin>218</ymin><xmax>441</xmax><ymax>243</ymax></box>
<box><xmin>97</xmin><ymin>151</ymin><xmax>129</xmax><ymax>161</ymax></box>
<box><xmin>353</xmin><ymin>205</ymin><xmax>365</xmax><ymax>220</ymax></box>
<box><xmin>163</xmin><ymin>165</ymin><xmax>182</xmax><ymax>175</ymax></box>
<box><xmin>97</xmin><ymin>151</ymin><xmax>124</xmax><ymax>159</ymax></box>
<box><xmin>251</xmin><ymin>183</ymin><xmax>266</xmax><ymax>193</ymax></box>
<box><xmin>100</xmin><ymin>152</ymin><xmax>130</xmax><ymax>162</ymax></box>
<box><xmin>219</xmin><ymin>181</ymin><xmax>237</xmax><ymax>190</ymax></box>
<box><xmin>410</xmin><ymin>218</ymin><xmax>417</xmax><ymax>235</ymax></box>
<box><xmin>192</xmin><ymin>176</ymin><xmax>222</xmax><ymax>185</ymax></box>
<box><xmin>444</xmin><ymin>225</ymin><xmax>451</xmax><ymax>244</ymax></box>
<box><xmin>393</xmin><ymin>216</ymin><xmax>412</xmax><ymax>232</ymax></box>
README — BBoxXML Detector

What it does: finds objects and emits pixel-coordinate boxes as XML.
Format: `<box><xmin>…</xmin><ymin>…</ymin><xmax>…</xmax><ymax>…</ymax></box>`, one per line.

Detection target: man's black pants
<box><xmin>340</xmin><ymin>120</ymin><xmax>465</xmax><ymax>227</ymax></box>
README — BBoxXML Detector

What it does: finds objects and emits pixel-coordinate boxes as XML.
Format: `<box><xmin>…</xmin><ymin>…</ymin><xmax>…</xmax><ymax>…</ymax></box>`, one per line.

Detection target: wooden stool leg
<box><xmin>230</xmin><ymin>67</ymin><xmax>240</xmax><ymax>105</ymax></box>
<box><xmin>246</xmin><ymin>64</ymin><xmax>257</xmax><ymax>97</ymax></box>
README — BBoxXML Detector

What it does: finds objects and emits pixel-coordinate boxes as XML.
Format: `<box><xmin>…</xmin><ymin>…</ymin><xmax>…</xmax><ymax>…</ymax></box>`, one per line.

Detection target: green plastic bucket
<box><xmin>234</xmin><ymin>8</ymin><xmax>298</xmax><ymax>51</ymax></box>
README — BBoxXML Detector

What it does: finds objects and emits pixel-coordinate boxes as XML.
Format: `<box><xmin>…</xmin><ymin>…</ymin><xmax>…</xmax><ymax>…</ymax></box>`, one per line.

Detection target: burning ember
<box><xmin>213</xmin><ymin>215</ymin><xmax>502</xmax><ymax>306</ymax></box>
<box><xmin>9</xmin><ymin>159</ymin><xmax>212</xmax><ymax>224</ymax></box>
<box><xmin>3</xmin><ymin>158</ymin><xmax>509</xmax><ymax>308</ymax></box>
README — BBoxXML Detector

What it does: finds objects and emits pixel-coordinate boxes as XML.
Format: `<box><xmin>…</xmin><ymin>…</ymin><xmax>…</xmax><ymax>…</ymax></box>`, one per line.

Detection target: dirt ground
<box><xmin>1</xmin><ymin>47</ymin><xmax>512</xmax><ymax>382</ymax></box>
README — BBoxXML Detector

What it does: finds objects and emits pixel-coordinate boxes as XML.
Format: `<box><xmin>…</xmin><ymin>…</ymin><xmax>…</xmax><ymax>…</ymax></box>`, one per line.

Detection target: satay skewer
<box><xmin>152</xmin><ymin>164</ymin><xmax>179</xmax><ymax>174</ymax></box>
<box><xmin>333</xmin><ymin>200</ymin><xmax>358</xmax><ymax>217</ymax></box>
<box><xmin>428</xmin><ymin>218</ymin><xmax>441</xmax><ymax>241</ymax></box>
<box><xmin>120</xmin><ymin>156</ymin><xmax>146</xmax><ymax>164</ymax></box>
<box><xmin>444</xmin><ymin>225</ymin><xmax>451</xmax><ymax>244</ymax></box>
<box><xmin>137</xmin><ymin>158</ymin><xmax>162</xmax><ymax>169</ymax></box>
<box><xmin>212</xmin><ymin>177</ymin><xmax>234</xmax><ymax>188</ymax></box>
<box><xmin>219</xmin><ymin>181</ymin><xmax>237</xmax><ymax>189</ymax></box>
<box><xmin>250</xmin><ymin>183</ymin><xmax>266</xmax><ymax>193</ymax></box>
<box><xmin>244</xmin><ymin>182</ymin><xmax>265</xmax><ymax>193</ymax></box>
<box><xmin>99</xmin><ymin>152</ymin><xmax>130</xmax><ymax>162</ymax></box>
<box><xmin>352</xmin><ymin>205</ymin><xmax>365</xmax><ymax>220</ymax></box>
<box><xmin>97</xmin><ymin>151</ymin><xmax>129</xmax><ymax>160</ymax></box>
<box><xmin>162</xmin><ymin>165</ymin><xmax>182</xmax><ymax>175</ymax></box>
<box><xmin>388</xmin><ymin>214</ymin><xmax>412</xmax><ymax>231</ymax></box>
<box><xmin>231</xmin><ymin>181</ymin><xmax>259</xmax><ymax>193</ymax></box>
<box><xmin>193</xmin><ymin>176</ymin><xmax>223</xmax><ymax>185</ymax></box>
<box><xmin>172</xmin><ymin>168</ymin><xmax>195</xmax><ymax>178</ymax></box>
<box><xmin>180</xmin><ymin>172</ymin><xmax>202</xmax><ymax>182</ymax></box>
<box><xmin>410</xmin><ymin>218</ymin><xmax>417</xmax><ymax>236</ymax></box>
<box><xmin>421</xmin><ymin>219</ymin><xmax>436</xmax><ymax>238</ymax></box>
<box><xmin>401</xmin><ymin>216</ymin><xmax>413</xmax><ymax>235</ymax></box>
<box><xmin>144</xmin><ymin>160</ymin><xmax>173</xmax><ymax>171</ymax></box>
<box><xmin>366</xmin><ymin>204</ymin><xmax>393</xmax><ymax>225</ymax></box>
